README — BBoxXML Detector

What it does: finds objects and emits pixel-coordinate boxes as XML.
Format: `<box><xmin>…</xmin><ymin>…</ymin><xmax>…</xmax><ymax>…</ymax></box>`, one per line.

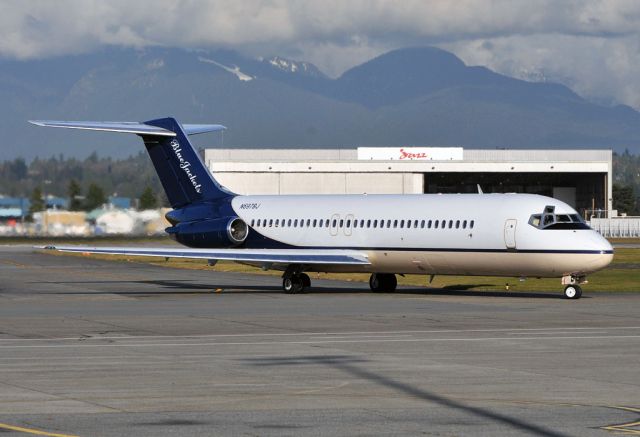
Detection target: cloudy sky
<box><xmin>3</xmin><ymin>0</ymin><xmax>640</xmax><ymax>109</ymax></box>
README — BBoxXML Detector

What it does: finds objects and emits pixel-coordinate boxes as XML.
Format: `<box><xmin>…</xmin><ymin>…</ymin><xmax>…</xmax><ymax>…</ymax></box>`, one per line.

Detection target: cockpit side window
<box><xmin>529</xmin><ymin>206</ymin><xmax>590</xmax><ymax>230</ymax></box>
<box><xmin>528</xmin><ymin>214</ymin><xmax>541</xmax><ymax>228</ymax></box>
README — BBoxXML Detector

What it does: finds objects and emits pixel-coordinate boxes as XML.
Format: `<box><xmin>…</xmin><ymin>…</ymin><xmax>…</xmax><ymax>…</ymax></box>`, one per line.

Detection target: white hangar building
<box><xmin>204</xmin><ymin>147</ymin><xmax>612</xmax><ymax>216</ymax></box>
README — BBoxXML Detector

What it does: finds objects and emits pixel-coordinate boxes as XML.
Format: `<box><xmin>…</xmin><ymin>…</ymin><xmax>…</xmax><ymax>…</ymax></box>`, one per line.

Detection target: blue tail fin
<box><xmin>142</xmin><ymin>117</ymin><xmax>233</xmax><ymax>207</ymax></box>
<box><xmin>29</xmin><ymin>117</ymin><xmax>233</xmax><ymax>208</ymax></box>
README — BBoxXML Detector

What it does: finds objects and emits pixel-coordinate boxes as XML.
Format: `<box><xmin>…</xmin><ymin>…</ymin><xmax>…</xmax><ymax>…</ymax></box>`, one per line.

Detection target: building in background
<box><xmin>205</xmin><ymin>148</ymin><xmax>612</xmax><ymax>216</ymax></box>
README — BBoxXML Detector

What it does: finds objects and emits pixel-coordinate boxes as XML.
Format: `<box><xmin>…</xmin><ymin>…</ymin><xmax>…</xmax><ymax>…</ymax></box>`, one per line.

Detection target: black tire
<box><xmin>564</xmin><ymin>284</ymin><xmax>582</xmax><ymax>299</ymax></box>
<box><xmin>283</xmin><ymin>276</ymin><xmax>304</xmax><ymax>294</ymax></box>
<box><xmin>369</xmin><ymin>273</ymin><xmax>397</xmax><ymax>292</ymax></box>
<box><xmin>383</xmin><ymin>274</ymin><xmax>398</xmax><ymax>292</ymax></box>
<box><xmin>574</xmin><ymin>285</ymin><xmax>582</xmax><ymax>299</ymax></box>
<box><xmin>369</xmin><ymin>273</ymin><xmax>381</xmax><ymax>292</ymax></box>
<box><xmin>300</xmin><ymin>273</ymin><xmax>311</xmax><ymax>288</ymax></box>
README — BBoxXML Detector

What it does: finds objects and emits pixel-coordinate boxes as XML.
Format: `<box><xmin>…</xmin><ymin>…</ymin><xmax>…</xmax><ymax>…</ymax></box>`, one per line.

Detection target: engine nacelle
<box><xmin>166</xmin><ymin>216</ymin><xmax>248</xmax><ymax>248</ymax></box>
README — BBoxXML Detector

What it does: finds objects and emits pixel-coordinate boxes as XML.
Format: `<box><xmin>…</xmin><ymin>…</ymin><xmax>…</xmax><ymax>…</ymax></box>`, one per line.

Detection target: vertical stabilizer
<box><xmin>142</xmin><ymin>117</ymin><xmax>233</xmax><ymax>207</ymax></box>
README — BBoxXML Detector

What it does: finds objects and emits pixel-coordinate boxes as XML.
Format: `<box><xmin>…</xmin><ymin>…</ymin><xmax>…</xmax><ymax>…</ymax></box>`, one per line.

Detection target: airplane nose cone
<box><xmin>586</xmin><ymin>231</ymin><xmax>613</xmax><ymax>272</ymax></box>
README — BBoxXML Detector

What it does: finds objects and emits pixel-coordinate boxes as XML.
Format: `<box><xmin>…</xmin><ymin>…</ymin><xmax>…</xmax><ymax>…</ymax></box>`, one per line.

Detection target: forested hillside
<box><xmin>0</xmin><ymin>152</ymin><xmax>165</xmax><ymax>204</ymax></box>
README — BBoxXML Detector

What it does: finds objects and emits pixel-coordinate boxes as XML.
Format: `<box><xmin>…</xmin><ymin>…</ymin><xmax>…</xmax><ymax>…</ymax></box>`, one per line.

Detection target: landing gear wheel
<box><xmin>300</xmin><ymin>273</ymin><xmax>311</xmax><ymax>288</ymax></box>
<box><xmin>283</xmin><ymin>276</ymin><xmax>305</xmax><ymax>294</ymax></box>
<box><xmin>369</xmin><ymin>273</ymin><xmax>397</xmax><ymax>292</ymax></box>
<box><xmin>564</xmin><ymin>284</ymin><xmax>582</xmax><ymax>299</ymax></box>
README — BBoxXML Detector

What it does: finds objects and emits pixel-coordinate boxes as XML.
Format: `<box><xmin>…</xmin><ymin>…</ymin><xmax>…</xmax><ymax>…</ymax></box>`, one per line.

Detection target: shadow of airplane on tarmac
<box><xmin>241</xmin><ymin>354</ymin><xmax>572</xmax><ymax>437</ymax></box>
<box><xmin>31</xmin><ymin>278</ymin><xmax>579</xmax><ymax>299</ymax></box>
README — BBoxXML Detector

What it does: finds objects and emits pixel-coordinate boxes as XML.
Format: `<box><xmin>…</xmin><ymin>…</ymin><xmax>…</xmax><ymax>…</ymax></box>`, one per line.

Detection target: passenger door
<box><xmin>504</xmin><ymin>219</ymin><xmax>517</xmax><ymax>249</ymax></box>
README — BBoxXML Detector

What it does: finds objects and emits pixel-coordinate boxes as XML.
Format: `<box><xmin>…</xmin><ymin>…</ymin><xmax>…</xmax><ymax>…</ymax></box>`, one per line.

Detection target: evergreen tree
<box><xmin>138</xmin><ymin>186</ymin><xmax>157</xmax><ymax>209</ymax></box>
<box><xmin>84</xmin><ymin>183</ymin><xmax>106</xmax><ymax>211</ymax></box>
<box><xmin>28</xmin><ymin>186</ymin><xmax>45</xmax><ymax>217</ymax></box>
<box><xmin>612</xmin><ymin>184</ymin><xmax>636</xmax><ymax>215</ymax></box>
<box><xmin>68</xmin><ymin>179</ymin><xmax>83</xmax><ymax>211</ymax></box>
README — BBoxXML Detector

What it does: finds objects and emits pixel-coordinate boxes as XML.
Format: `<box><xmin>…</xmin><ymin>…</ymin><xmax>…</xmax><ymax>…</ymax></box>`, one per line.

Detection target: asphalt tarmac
<box><xmin>0</xmin><ymin>245</ymin><xmax>638</xmax><ymax>436</ymax></box>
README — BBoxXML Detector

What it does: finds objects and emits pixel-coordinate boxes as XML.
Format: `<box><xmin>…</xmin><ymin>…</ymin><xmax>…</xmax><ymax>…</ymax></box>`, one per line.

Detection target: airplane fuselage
<box><xmin>230</xmin><ymin>193</ymin><xmax>613</xmax><ymax>278</ymax></box>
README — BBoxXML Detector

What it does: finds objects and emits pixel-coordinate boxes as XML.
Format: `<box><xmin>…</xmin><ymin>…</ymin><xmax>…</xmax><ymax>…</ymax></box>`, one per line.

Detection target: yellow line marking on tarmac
<box><xmin>601</xmin><ymin>406</ymin><xmax>640</xmax><ymax>435</ymax></box>
<box><xmin>0</xmin><ymin>259</ymin><xmax>27</xmax><ymax>267</ymax></box>
<box><xmin>0</xmin><ymin>422</ymin><xmax>79</xmax><ymax>437</ymax></box>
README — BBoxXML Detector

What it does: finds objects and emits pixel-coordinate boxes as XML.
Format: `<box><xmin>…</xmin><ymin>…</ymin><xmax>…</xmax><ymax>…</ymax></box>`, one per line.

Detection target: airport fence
<box><xmin>588</xmin><ymin>217</ymin><xmax>640</xmax><ymax>238</ymax></box>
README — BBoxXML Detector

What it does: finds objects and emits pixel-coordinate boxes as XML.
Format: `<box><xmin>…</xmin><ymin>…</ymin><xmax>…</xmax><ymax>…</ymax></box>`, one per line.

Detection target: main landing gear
<box><xmin>369</xmin><ymin>273</ymin><xmax>397</xmax><ymax>292</ymax></box>
<box><xmin>562</xmin><ymin>274</ymin><xmax>586</xmax><ymax>299</ymax></box>
<box><xmin>282</xmin><ymin>265</ymin><xmax>310</xmax><ymax>294</ymax></box>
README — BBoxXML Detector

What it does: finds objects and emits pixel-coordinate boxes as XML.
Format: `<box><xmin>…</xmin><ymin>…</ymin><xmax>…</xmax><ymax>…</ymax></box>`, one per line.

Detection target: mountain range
<box><xmin>2</xmin><ymin>45</ymin><xmax>640</xmax><ymax>160</ymax></box>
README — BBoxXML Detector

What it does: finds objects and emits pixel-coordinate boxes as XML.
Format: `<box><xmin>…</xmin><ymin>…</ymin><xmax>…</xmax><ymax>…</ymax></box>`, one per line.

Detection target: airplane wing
<box><xmin>39</xmin><ymin>245</ymin><xmax>371</xmax><ymax>266</ymax></box>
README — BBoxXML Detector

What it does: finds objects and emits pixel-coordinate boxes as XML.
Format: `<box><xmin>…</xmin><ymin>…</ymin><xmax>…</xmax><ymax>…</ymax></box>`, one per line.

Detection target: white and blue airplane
<box><xmin>30</xmin><ymin>117</ymin><xmax>613</xmax><ymax>299</ymax></box>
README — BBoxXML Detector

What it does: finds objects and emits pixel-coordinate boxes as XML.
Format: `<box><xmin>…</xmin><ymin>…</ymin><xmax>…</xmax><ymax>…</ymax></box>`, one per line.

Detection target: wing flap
<box><xmin>39</xmin><ymin>245</ymin><xmax>370</xmax><ymax>265</ymax></box>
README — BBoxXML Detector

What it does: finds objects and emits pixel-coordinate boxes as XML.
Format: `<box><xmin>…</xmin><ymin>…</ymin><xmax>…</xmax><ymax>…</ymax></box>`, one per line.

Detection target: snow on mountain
<box><xmin>198</xmin><ymin>57</ymin><xmax>253</xmax><ymax>81</ymax></box>
<box><xmin>267</xmin><ymin>56</ymin><xmax>323</xmax><ymax>76</ymax></box>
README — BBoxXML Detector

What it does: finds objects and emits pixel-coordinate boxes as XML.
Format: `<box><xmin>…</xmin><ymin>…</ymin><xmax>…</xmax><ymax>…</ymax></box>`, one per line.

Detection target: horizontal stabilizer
<box><xmin>182</xmin><ymin>124</ymin><xmax>227</xmax><ymax>135</ymax></box>
<box><xmin>28</xmin><ymin>120</ymin><xmax>225</xmax><ymax>137</ymax></box>
<box><xmin>38</xmin><ymin>246</ymin><xmax>371</xmax><ymax>266</ymax></box>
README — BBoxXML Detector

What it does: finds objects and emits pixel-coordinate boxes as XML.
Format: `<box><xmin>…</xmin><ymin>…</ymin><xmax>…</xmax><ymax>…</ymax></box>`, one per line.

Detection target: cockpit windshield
<box><xmin>528</xmin><ymin>205</ymin><xmax>590</xmax><ymax>230</ymax></box>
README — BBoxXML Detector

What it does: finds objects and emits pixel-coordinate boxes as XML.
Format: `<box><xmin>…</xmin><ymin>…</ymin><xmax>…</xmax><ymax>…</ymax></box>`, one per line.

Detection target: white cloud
<box><xmin>443</xmin><ymin>34</ymin><xmax>640</xmax><ymax>109</ymax></box>
<box><xmin>2</xmin><ymin>0</ymin><xmax>640</xmax><ymax>107</ymax></box>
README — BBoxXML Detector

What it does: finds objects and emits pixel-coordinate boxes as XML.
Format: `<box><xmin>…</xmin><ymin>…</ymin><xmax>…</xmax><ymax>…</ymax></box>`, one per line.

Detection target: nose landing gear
<box><xmin>562</xmin><ymin>274</ymin><xmax>586</xmax><ymax>299</ymax></box>
<box><xmin>563</xmin><ymin>284</ymin><xmax>582</xmax><ymax>299</ymax></box>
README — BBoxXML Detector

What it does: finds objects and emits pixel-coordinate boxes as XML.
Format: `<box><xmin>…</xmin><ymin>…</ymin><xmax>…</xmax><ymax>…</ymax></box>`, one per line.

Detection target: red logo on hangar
<box><xmin>398</xmin><ymin>148</ymin><xmax>428</xmax><ymax>160</ymax></box>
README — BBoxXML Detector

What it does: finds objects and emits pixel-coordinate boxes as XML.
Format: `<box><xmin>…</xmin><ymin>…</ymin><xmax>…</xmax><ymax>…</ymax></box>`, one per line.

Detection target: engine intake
<box><xmin>166</xmin><ymin>216</ymin><xmax>248</xmax><ymax>248</ymax></box>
